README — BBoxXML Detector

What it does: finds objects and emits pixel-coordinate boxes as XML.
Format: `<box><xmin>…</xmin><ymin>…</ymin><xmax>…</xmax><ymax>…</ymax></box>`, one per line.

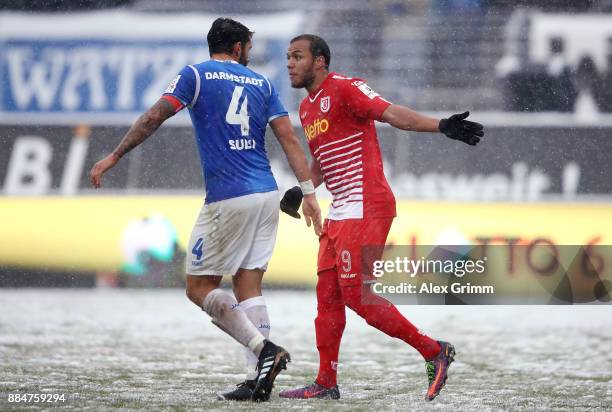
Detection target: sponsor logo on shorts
<box><xmin>191</xmin><ymin>260</ymin><xmax>203</xmax><ymax>266</ymax></box>
<box><xmin>340</xmin><ymin>273</ymin><xmax>357</xmax><ymax>279</ymax></box>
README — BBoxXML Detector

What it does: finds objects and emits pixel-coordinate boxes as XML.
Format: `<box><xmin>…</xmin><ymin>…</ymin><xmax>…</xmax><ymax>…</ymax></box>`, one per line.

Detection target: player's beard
<box><xmin>292</xmin><ymin>67</ymin><xmax>316</xmax><ymax>89</ymax></box>
<box><xmin>239</xmin><ymin>47</ymin><xmax>249</xmax><ymax>66</ymax></box>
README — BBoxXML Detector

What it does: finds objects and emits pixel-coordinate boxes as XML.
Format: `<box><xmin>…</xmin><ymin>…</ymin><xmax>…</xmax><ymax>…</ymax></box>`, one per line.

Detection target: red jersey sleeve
<box><xmin>341</xmin><ymin>79</ymin><xmax>391</xmax><ymax>121</ymax></box>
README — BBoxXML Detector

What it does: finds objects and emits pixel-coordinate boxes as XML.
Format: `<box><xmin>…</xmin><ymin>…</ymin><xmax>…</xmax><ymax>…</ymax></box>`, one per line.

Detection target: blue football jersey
<box><xmin>163</xmin><ymin>60</ymin><xmax>287</xmax><ymax>203</ymax></box>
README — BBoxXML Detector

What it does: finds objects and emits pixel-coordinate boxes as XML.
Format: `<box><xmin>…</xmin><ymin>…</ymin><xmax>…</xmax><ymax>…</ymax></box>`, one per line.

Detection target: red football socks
<box><xmin>314</xmin><ymin>302</ymin><xmax>346</xmax><ymax>388</ymax></box>
<box><xmin>342</xmin><ymin>285</ymin><xmax>441</xmax><ymax>361</ymax></box>
<box><xmin>314</xmin><ymin>270</ymin><xmax>442</xmax><ymax>388</ymax></box>
<box><xmin>314</xmin><ymin>270</ymin><xmax>346</xmax><ymax>388</ymax></box>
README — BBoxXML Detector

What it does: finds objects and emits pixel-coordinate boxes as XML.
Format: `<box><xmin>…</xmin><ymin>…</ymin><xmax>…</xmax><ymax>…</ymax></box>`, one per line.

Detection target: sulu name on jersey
<box><xmin>229</xmin><ymin>139</ymin><xmax>256</xmax><ymax>150</ymax></box>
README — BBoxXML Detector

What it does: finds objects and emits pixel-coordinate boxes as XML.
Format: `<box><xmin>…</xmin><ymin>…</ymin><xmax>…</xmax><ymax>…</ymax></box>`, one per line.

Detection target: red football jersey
<box><xmin>299</xmin><ymin>72</ymin><xmax>396</xmax><ymax>220</ymax></box>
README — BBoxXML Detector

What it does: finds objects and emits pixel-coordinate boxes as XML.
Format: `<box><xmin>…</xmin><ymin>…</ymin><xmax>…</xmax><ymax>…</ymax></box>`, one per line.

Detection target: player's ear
<box><xmin>232</xmin><ymin>42</ymin><xmax>242</xmax><ymax>58</ymax></box>
<box><xmin>314</xmin><ymin>55</ymin><xmax>325</xmax><ymax>70</ymax></box>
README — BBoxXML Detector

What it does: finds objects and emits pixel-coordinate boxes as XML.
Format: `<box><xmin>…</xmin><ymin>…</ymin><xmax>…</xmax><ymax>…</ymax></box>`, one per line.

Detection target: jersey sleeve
<box><xmin>341</xmin><ymin>79</ymin><xmax>391</xmax><ymax>121</ymax></box>
<box><xmin>265</xmin><ymin>78</ymin><xmax>288</xmax><ymax>122</ymax></box>
<box><xmin>162</xmin><ymin>65</ymin><xmax>199</xmax><ymax>108</ymax></box>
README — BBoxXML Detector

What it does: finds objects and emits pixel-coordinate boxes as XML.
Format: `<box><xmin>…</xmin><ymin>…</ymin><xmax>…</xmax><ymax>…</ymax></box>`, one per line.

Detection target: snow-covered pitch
<box><xmin>1</xmin><ymin>289</ymin><xmax>611</xmax><ymax>410</ymax></box>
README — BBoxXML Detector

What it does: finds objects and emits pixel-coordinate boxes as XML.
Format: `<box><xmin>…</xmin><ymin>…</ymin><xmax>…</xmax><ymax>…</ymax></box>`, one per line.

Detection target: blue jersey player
<box><xmin>90</xmin><ymin>18</ymin><xmax>322</xmax><ymax>402</ymax></box>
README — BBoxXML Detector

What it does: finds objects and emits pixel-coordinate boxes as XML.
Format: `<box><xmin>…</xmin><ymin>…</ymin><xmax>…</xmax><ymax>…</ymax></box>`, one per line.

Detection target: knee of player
<box><xmin>339</xmin><ymin>285</ymin><xmax>361</xmax><ymax>307</ymax></box>
<box><xmin>185</xmin><ymin>285</ymin><xmax>199</xmax><ymax>303</ymax></box>
<box><xmin>316</xmin><ymin>302</ymin><xmax>346</xmax><ymax>313</ymax></box>
<box><xmin>315</xmin><ymin>310</ymin><xmax>346</xmax><ymax>332</ymax></box>
<box><xmin>345</xmin><ymin>301</ymin><xmax>366</xmax><ymax>317</ymax></box>
<box><xmin>185</xmin><ymin>285</ymin><xmax>229</xmax><ymax>315</ymax></box>
<box><xmin>341</xmin><ymin>294</ymin><xmax>363</xmax><ymax>314</ymax></box>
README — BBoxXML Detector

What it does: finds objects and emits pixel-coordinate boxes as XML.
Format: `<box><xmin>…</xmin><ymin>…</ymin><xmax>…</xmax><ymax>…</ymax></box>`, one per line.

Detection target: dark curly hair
<box><xmin>207</xmin><ymin>17</ymin><xmax>253</xmax><ymax>56</ymax></box>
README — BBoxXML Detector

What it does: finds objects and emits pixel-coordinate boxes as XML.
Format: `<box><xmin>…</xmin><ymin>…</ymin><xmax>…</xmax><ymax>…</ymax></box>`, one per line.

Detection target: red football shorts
<box><xmin>317</xmin><ymin>217</ymin><xmax>394</xmax><ymax>286</ymax></box>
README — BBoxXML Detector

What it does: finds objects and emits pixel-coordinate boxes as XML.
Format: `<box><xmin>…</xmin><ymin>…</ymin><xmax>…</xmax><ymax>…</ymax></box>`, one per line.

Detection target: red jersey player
<box><xmin>279</xmin><ymin>35</ymin><xmax>483</xmax><ymax>401</ymax></box>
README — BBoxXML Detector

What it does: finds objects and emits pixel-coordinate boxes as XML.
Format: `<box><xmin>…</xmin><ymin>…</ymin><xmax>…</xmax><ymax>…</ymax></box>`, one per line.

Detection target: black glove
<box><xmin>280</xmin><ymin>186</ymin><xmax>303</xmax><ymax>219</ymax></box>
<box><xmin>439</xmin><ymin>111</ymin><xmax>484</xmax><ymax>146</ymax></box>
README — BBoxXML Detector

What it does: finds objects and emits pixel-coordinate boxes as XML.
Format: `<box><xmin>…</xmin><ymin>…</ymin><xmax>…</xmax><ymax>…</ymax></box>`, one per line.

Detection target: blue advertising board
<box><xmin>0</xmin><ymin>11</ymin><xmax>303</xmax><ymax>121</ymax></box>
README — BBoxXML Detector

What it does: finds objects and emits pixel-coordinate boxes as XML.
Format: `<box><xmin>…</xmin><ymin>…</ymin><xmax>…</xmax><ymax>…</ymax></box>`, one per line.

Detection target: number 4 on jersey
<box><xmin>192</xmin><ymin>238</ymin><xmax>204</xmax><ymax>260</ymax></box>
<box><xmin>226</xmin><ymin>86</ymin><xmax>250</xmax><ymax>136</ymax></box>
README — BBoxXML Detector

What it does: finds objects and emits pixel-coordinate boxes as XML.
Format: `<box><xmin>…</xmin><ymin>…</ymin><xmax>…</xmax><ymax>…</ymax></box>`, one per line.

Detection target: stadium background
<box><xmin>1</xmin><ymin>0</ymin><xmax>611</xmax><ymax>410</ymax></box>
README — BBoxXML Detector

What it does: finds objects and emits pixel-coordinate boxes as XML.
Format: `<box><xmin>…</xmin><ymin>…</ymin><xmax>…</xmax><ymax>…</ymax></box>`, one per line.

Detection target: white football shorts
<box><xmin>186</xmin><ymin>190</ymin><xmax>280</xmax><ymax>276</ymax></box>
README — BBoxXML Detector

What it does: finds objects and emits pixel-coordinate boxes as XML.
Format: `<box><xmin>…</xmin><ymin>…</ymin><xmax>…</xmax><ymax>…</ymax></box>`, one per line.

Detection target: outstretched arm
<box><xmin>111</xmin><ymin>98</ymin><xmax>178</xmax><ymax>159</ymax></box>
<box><xmin>89</xmin><ymin>98</ymin><xmax>177</xmax><ymax>188</ymax></box>
<box><xmin>380</xmin><ymin>104</ymin><xmax>440</xmax><ymax>132</ymax></box>
<box><xmin>381</xmin><ymin>105</ymin><xmax>484</xmax><ymax>146</ymax></box>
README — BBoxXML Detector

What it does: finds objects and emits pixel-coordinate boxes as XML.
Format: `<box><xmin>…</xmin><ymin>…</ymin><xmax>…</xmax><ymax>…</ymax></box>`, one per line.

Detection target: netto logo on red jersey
<box><xmin>304</xmin><ymin>118</ymin><xmax>330</xmax><ymax>140</ymax></box>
